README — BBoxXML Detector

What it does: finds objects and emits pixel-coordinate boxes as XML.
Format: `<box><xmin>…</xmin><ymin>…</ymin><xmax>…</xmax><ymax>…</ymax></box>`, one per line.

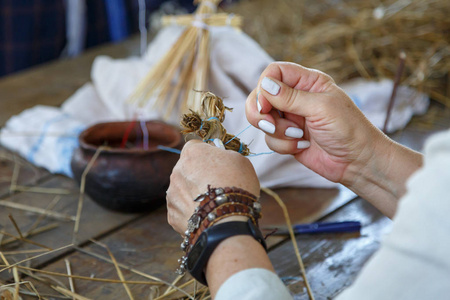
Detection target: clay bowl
<box><xmin>71</xmin><ymin>120</ymin><xmax>183</xmax><ymax>213</ymax></box>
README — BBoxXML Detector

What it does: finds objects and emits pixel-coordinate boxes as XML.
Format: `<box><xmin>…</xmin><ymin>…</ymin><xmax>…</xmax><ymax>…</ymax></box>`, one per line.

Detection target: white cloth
<box><xmin>215</xmin><ymin>268</ymin><xmax>292</xmax><ymax>300</ymax></box>
<box><xmin>0</xmin><ymin>26</ymin><xmax>428</xmax><ymax>188</ymax></box>
<box><xmin>215</xmin><ymin>129</ymin><xmax>450</xmax><ymax>300</ymax></box>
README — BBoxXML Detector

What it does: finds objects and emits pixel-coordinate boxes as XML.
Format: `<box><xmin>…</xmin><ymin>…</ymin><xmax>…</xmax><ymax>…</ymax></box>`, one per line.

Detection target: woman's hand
<box><xmin>166</xmin><ymin>140</ymin><xmax>260</xmax><ymax>234</ymax></box>
<box><xmin>246</xmin><ymin>62</ymin><xmax>388</xmax><ymax>185</ymax></box>
<box><xmin>246</xmin><ymin>62</ymin><xmax>422</xmax><ymax>218</ymax></box>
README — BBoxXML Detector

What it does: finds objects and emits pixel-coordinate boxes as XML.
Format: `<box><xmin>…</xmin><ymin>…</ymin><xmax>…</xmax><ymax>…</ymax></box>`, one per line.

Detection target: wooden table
<box><xmin>0</xmin><ymin>35</ymin><xmax>448</xmax><ymax>300</ymax></box>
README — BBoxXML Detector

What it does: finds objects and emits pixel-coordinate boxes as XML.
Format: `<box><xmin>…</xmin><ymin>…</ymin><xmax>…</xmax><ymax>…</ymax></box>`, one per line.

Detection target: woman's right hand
<box><xmin>246</xmin><ymin>62</ymin><xmax>389</xmax><ymax>186</ymax></box>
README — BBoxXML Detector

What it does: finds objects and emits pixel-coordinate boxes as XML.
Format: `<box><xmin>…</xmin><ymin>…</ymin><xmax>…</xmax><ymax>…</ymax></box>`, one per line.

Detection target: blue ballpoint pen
<box><xmin>270</xmin><ymin>221</ymin><xmax>362</xmax><ymax>235</ymax></box>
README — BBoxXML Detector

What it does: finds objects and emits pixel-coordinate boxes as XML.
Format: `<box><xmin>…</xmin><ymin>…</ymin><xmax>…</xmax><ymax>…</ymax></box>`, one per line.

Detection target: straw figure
<box><xmin>128</xmin><ymin>0</ymin><xmax>242</xmax><ymax>119</ymax></box>
<box><xmin>180</xmin><ymin>92</ymin><xmax>250</xmax><ymax>156</ymax></box>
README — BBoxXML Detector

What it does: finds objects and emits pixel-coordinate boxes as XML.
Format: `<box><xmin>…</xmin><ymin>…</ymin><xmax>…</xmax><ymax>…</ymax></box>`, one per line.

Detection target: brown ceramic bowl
<box><xmin>71</xmin><ymin>120</ymin><xmax>183</xmax><ymax>212</ymax></box>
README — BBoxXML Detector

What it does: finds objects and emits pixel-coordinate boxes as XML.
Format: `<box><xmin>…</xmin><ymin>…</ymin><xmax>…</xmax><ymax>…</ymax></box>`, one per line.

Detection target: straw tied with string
<box><xmin>180</xmin><ymin>92</ymin><xmax>250</xmax><ymax>156</ymax></box>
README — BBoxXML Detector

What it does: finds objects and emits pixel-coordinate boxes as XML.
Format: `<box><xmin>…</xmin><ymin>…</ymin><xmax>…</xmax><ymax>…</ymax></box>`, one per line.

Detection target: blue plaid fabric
<box><xmin>0</xmin><ymin>0</ymin><xmax>66</xmax><ymax>77</ymax></box>
<box><xmin>0</xmin><ymin>0</ymin><xmax>201</xmax><ymax>78</ymax></box>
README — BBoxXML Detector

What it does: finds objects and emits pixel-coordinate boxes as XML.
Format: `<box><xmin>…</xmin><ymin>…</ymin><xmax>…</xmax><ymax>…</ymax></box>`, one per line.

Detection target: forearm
<box><xmin>343</xmin><ymin>134</ymin><xmax>423</xmax><ymax>218</ymax></box>
<box><xmin>205</xmin><ymin>232</ymin><xmax>274</xmax><ymax>298</ymax></box>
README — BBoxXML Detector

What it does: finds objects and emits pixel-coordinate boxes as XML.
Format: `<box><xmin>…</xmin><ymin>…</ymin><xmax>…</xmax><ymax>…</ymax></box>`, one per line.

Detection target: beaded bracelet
<box><xmin>176</xmin><ymin>186</ymin><xmax>262</xmax><ymax>275</ymax></box>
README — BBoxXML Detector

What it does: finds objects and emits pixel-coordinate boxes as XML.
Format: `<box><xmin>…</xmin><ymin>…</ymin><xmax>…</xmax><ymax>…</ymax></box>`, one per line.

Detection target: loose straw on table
<box><xmin>74</xmin><ymin>247</ymin><xmax>194</xmax><ymax>300</ymax></box>
<box><xmin>0</xmin><ymin>200</ymin><xmax>74</xmax><ymax>221</ymax></box>
<box><xmin>91</xmin><ymin>240</ymin><xmax>134</xmax><ymax>300</ymax></box>
<box><xmin>261</xmin><ymin>187</ymin><xmax>315</xmax><ymax>300</ymax></box>
<box><xmin>73</xmin><ymin>146</ymin><xmax>109</xmax><ymax>244</ymax></box>
<box><xmin>0</xmin><ymin>244</ymin><xmax>72</xmax><ymax>273</ymax></box>
<box><xmin>65</xmin><ymin>259</ymin><xmax>76</xmax><ymax>299</ymax></box>
<box><xmin>1</xmin><ymin>223</ymin><xmax>59</xmax><ymax>247</ymax></box>
<box><xmin>8</xmin><ymin>265</ymin><xmax>162</xmax><ymax>285</ymax></box>
<box><xmin>0</xmin><ymin>252</ymin><xmax>20</xmax><ymax>300</ymax></box>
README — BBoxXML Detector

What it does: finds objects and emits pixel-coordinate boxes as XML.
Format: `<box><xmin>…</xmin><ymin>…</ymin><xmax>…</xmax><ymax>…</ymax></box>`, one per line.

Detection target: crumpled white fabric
<box><xmin>0</xmin><ymin>26</ymin><xmax>429</xmax><ymax>188</ymax></box>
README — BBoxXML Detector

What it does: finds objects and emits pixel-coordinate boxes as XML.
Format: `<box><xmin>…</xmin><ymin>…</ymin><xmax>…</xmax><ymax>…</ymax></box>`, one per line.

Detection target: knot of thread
<box><xmin>192</xmin><ymin>15</ymin><xmax>209</xmax><ymax>30</ymax></box>
<box><xmin>180</xmin><ymin>92</ymin><xmax>250</xmax><ymax>156</ymax></box>
<box><xmin>226</xmin><ymin>13</ymin><xmax>235</xmax><ymax>26</ymax></box>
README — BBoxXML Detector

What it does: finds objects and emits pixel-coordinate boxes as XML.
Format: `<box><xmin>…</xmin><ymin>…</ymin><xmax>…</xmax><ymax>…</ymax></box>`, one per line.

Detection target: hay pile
<box><xmin>225</xmin><ymin>0</ymin><xmax>450</xmax><ymax>107</ymax></box>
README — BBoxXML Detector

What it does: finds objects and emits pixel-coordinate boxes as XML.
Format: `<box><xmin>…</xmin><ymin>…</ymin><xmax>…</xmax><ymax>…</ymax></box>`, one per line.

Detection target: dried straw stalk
<box><xmin>261</xmin><ymin>187</ymin><xmax>315</xmax><ymax>300</ymax></box>
<box><xmin>74</xmin><ymin>247</ymin><xmax>194</xmax><ymax>300</ymax></box>
<box><xmin>227</xmin><ymin>0</ymin><xmax>450</xmax><ymax>108</ymax></box>
<box><xmin>0</xmin><ymin>230</ymin><xmax>52</xmax><ymax>251</ymax></box>
<box><xmin>0</xmin><ymin>253</ymin><xmax>20</xmax><ymax>300</ymax></box>
<box><xmin>10</xmin><ymin>186</ymin><xmax>73</xmax><ymax>195</ymax></box>
<box><xmin>0</xmin><ymin>244</ymin><xmax>72</xmax><ymax>273</ymax></box>
<box><xmin>0</xmin><ymin>200</ymin><xmax>74</xmax><ymax>222</ymax></box>
<box><xmin>91</xmin><ymin>240</ymin><xmax>134</xmax><ymax>300</ymax></box>
<box><xmin>0</xmin><ymin>281</ymin><xmax>40</xmax><ymax>300</ymax></box>
<box><xmin>9</xmin><ymin>266</ymin><xmax>162</xmax><ymax>286</ymax></box>
<box><xmin>73</xmin><ymin>146</ymin><xmax>109</xmax><ymax>244</ymax></box>
<box><xmin>65</xmin><ymin>259</ymin><xmax>76</xmax><ymax>299</ymax></box>
<box><xmin>1</xmin><ymin>223</ymin><xmax>59</xmax><ymax>247</ymax></box>
<box><xmin>52</xmin><ymin>286</ymin><xmax>92</xmax><ymax>300</ymax></box>
<box><xmin>128</xmin><ymin>0</ymin><xmax>242</xmax><ymax>119</ymax></box>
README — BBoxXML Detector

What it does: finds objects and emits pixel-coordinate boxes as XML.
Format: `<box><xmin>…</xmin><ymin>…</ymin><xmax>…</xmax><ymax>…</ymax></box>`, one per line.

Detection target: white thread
<box><xmin>192</xmin><ymin>15</ymin><xmax>209</xmax><ymax>30</ymax></box>
<box><xmin>226</xmin><ymin>13</ymin><xmax>235</xmax><ymax>26</ymax></box>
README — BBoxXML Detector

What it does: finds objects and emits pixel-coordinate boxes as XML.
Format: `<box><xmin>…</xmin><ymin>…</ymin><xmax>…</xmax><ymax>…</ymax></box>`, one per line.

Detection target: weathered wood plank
<box><xmin>0</xmin><ymin>175</ymin><xmax>142</xmax><ymax>282</ymax></box>
<box><xmin>14</xmin><ymin>185</ymin><xmax>356</xmax><ymax>299</ymax></box>
<box><xmin>22</xmin><ymin>207</ymin><xmax>182</xmax><ymax>299</ymax></box>
<box><xmin>269</xmin><ymin>198</ymin><xmax>391</xmax><ymax>299</ymax></box>
<box><xmin>0</xmin><ymin>146</ymin><xmax>50</xmax><ymax>198</ymax></box>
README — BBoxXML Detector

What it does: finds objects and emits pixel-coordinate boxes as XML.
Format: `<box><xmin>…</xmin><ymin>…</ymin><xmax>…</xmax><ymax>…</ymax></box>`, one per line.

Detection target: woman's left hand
<box><xmin>166</xmin><ymin>140</ymin><xmax>260</xmax><ymax>235</ymax></box>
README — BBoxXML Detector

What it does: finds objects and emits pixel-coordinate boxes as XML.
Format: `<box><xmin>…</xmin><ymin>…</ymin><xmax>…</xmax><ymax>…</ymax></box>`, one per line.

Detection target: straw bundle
<box><xmin>128</xmin><ymin>0</ymin><xmax>242</xmax><ymax>119</ymax></box>
<box><xmin>226</xmin><ymin>0</ymin><xmax>450</xmax><ymax>107</ymax></box>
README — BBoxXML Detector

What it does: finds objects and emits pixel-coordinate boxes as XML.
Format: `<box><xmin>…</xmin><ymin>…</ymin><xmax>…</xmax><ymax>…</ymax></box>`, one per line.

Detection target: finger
<box><xmin>247</xmin><ymin>94</ymin><xmax>306</xmax><ymax>140</ymax></box>
<box><xmin>256</xmin><ymin>62</ymin><xmax>335</xmax><ymax>114</ymax></box>
<box><xmin>265</xmin><ymin>135</ymin><xmax>311</xmax><ymax>155</ymax></box>
<box><xmin>260</xmin><ymin>76</ymin><xmax>325</xmax><ymax>117</ymax></box>
<box><xmin>261</xmin><ymin>62</ymin><xmax>334</xmax><ymax>92</ymax></box>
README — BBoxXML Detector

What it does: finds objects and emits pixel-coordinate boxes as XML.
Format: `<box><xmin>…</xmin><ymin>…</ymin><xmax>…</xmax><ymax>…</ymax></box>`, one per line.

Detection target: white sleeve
<box><xmin>215</xmin><ymin>268</ymin><xmax>293</xmax><ymax>300</ymax></box>
<box><xmin>336</xmin><ymin>129</ymin><xmax>450</xmax><ymax>300</ymax></box>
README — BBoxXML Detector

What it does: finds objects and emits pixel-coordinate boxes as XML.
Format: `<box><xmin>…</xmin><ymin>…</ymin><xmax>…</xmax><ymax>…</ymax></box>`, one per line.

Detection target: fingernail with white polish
<box><xmin>297</xmin><ymin>140</ymin><xmax>311</xmax><ymax>149</ymax></box>
<box><xmin>256</xmin><ymin>98</ymin><xmax>262</xmax><ymax>113</ymax></box>
<box><xmin>213</xmin><ymin>138</ymin><xmax>225</xmax><ymax>150</ymax></box>
<box><xmin>258</xmin><ymin>120</ymin><xmax>276</xmax><ymax>134</ymax></box>
<box><xmin>285</xmin><ymin>127</ymin><xmax>304</xmax><ymax>138</ymax></box>
<box><xmin>261</xmin><ymin>77</ymin><xmax>281</xmax><ymax>95</ymax></box>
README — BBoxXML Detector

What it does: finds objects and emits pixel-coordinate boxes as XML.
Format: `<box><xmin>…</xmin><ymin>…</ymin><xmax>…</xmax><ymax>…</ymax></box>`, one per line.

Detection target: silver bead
<box><xmin>248</xmin><ymin>207</ymin><xmax>254</xmax><ymax>216</ymax></box>
<box><xmin>253</xmin><ymin>202</ymin><xmax>262</xmax><ymax>213</ymax></box>
<box><xmin>194</xmin><ymin>195</ymin><xmax>205</xmax><ymax>202</ymax></box>
<box><xmin>215</xmin><ymin>188</ymin><xmax>225</xmax><ymax>195</ymax></box>
<box><xmin>184</xmin><ymin>230</ymin><xmax>190</xmax><ymax>236</ymax></box>
<box><xmin>176</xmin><ymin>268</ymin><xmax>185</xmax><ymax>275</ymax></box>
<box><xmin>181</xmin><ymin>242</ymin><xmax>187</xmax><ymax>250</ymax></box>
<box><xmin>215</xmin><ymin>194</ymin><xmax>228</xmax><ymax>205</ymax></box>
<box><xmin>207</xmin><ymin>212</ymin><xmax>216</xmax><ymax>221</ymax></box>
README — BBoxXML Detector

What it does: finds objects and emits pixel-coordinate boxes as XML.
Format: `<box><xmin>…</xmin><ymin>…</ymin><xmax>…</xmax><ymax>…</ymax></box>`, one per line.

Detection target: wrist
<box><xmin>177</xmin><ymin>186</ymin><xmax>264</xmax><ymax>282</ymax></box>
<box><xmin>343</xmin><ymin>131</ymin><xmax>423</xmax><ymax>217</ymax></box>
<box><xmin>206</xmin><ymin>234</ymin><xmax>273</xmax><ymax>298</ymax></box>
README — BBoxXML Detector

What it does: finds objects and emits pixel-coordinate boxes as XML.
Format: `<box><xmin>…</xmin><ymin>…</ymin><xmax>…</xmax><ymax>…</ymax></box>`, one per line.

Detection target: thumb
<box><xmin>259</xmin><ymin>76</ymin><xmax>318</xmax><ymax>117</ymax></box>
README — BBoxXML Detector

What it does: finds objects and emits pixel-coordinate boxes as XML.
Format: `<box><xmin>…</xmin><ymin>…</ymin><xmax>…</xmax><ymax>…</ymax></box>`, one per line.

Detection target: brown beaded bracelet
<box><xmin>188</xmin><ymin>202</ymin><xmax>258</xmax><ymax>250</ymax></box>
<box><xmin>176</xmin><ymin>186</ymin><xmax>262</xmax><ymax>275</ymax></box>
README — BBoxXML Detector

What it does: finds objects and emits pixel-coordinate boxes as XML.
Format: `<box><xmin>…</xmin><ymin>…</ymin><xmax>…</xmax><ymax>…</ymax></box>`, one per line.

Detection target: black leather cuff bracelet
<box><xmin>186</xmin><ymin>219</ymin><xmax>267</xmax><ymax>286</ymax></box>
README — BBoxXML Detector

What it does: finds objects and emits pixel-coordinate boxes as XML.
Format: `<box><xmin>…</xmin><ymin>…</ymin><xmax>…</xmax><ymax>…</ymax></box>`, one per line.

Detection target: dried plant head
<box><xmin>180</xmin><ymin>92</ymin><xmax>250</xmax><ymax>156</ymax></box>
